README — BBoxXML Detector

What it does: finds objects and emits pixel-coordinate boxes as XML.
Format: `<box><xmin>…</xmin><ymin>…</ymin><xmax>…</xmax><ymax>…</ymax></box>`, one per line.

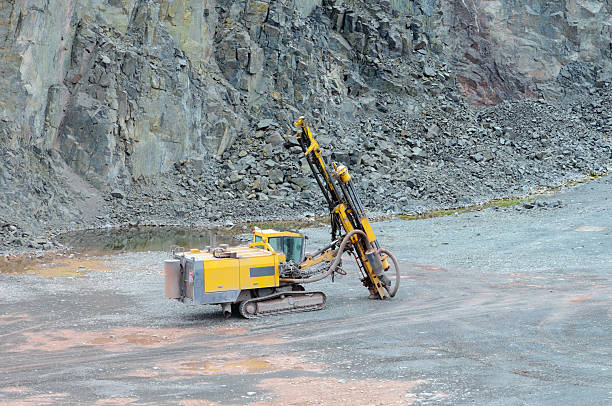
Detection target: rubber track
<box><xmin>238</xmin><ymin>291</ymin><xmax>327</xmax><ymax>319</ymax></box>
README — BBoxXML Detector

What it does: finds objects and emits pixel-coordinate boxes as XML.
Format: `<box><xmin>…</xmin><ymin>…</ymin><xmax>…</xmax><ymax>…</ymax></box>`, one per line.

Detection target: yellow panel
<box><xmin>239</xmin><ymin>255</ymin><xmax>278</xmax><ymax>290</ymax></box>
<box><xmin>204</xmin><ymin>258</ymin><xmax>240</xmax><ymax>292</ymax></box>
<box><xmin>360</xmin><ymin>217</ymin><xmax>377</xmax><ymax>244</ymax></box>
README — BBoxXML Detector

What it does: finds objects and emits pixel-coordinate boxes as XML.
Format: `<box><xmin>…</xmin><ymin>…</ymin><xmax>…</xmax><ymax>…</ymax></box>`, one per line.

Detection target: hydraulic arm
<box><xmin>293</xmin><ymin>116</ymin><xmax>399</xmax><ymax>299</ymax></box>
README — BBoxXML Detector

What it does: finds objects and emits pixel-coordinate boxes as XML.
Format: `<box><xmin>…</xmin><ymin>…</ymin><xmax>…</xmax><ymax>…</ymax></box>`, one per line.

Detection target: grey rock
<box><xmin>257</xmin><ymin>119</ymin><xmax>278</xmax><ymax>130</ymax></box>
<box><xmin>111</xmin><ymin>190</ymin><xmax>125</xmax><ymax>199</ymax></box>
<box><xmin>426</xmin><ymin>124</ymin><xmax>440</xmax><ymax>138</ymax></box>
<box><xmin>267</xmin><ymin>131</ymin><xmax>284</xmax><ymax>146</ymax></box>
<box><xmin>444</xmin><ymin>0</ymin><xmax>611</xmax><ymax>104</ymax></box>
<box><xmin>289</xmin><ymin>177</ymin><xmax>310</xmax><ymax>190</ymax></box>
<box><xmin>423</xmin><ymin>66</ymin><xmax>436</xmax><ymax>77</ymax></box>
<box><xmin>414</xmin><ymin>40</ymin><xmax>427</xmax><ymax>51</ymax></box>
<box><xmin>269</xmin><ymin>169</ymin><xmax>284</xmax><ymax>184</ymax></box>
<box><xmin>469</xmin><ymin>153</ymin><xmax>483</xmax><ymax>162</ymax></box>
<box><xmin>100</xmin><ymin>54</ymin><xmax>111</xmax><ymax>65</ymax></box>
<box><xmin>410</xmin><ymin>147</ymin><xmax>428</xmax><ymax>159</ymax></box>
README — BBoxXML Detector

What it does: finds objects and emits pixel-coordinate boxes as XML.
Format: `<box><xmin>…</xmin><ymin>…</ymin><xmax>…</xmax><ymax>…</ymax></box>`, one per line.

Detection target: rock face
<box><xmin>0</xmin><ymin>1</ymin><xmax>326</xmax><ymax>184</ymax></box>
<box><xmin>0</xmin><ymin>0</ymin><xmax>610</xmax><ymax>246</ymax></box>
<box><xmin>441</xmin><ymin>0</ymin><xmax>612</xmax><ymax>104</ymax></box>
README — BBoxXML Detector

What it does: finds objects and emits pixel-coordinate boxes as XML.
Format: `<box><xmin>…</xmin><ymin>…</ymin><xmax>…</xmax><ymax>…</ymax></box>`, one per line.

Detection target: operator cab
<box><xmin>253</xmin><ymin>229</ymin><xmax>305</xmax><ymax>263</ymax></box>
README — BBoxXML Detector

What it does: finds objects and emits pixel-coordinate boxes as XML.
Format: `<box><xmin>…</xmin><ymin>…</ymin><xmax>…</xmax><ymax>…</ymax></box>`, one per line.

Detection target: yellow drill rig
<box><xmin>164</xmin><ymin>117</ymin><xmax>400</xmax><ymax>318</ymax></box>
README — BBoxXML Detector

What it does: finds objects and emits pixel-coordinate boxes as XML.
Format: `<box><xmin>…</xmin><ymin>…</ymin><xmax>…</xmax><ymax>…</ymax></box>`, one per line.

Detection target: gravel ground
<box><xmin>0</xmin><ymin>174</ymin><xmax>610</xmax><ymax>405</ymax></box>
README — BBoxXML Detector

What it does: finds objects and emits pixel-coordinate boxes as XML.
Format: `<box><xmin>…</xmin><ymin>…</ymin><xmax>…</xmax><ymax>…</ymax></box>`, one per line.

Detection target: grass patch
<box><xmin>225</xmin><ymin>170</ymin><xmax>611</xmax><ymax>229</ymax></box>
<box><xmin>398</xmin><ymin>170</ymin><xmax>610</xmax><ymax>221</ymax></box>
<box><xmin>398</xmin><ymin>197</ymin><xmax>531</xmax><ymax>221</ymax></box>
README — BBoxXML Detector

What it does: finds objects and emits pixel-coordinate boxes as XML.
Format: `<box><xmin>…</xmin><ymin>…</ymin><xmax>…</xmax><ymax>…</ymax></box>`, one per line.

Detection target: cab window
<box><xmin>283</xmin><ymin>237</ymin><xmax>303</xmax><ymax>262</ymax></box>
<box><xmin>257</xmin><ymin>235</ymin><xmax>304</xmax><ymax>262</ymax></box>
<box><xmin>268</xmin><ymin>237</ymin><xmax>282</xmax><ymax>253</ymax></box>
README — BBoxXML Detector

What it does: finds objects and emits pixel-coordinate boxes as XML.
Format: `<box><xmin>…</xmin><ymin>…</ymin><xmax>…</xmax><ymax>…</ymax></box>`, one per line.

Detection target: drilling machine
<box><xmin>164</xmin><ymin>117</ymin><xmax>400</xmax><ymax>318</ymax></box>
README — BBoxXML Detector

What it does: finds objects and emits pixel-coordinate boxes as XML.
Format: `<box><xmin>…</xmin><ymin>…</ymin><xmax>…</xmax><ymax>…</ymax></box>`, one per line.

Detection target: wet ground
<box><xmin>0</xmin><ymin>175</ymin><xmax>610</xmax><ymax>405</ymax></box>
<box><xmin>57</xmin><ymin>226</ymin><xmax>241</xmax><ymax>255</ymax></box>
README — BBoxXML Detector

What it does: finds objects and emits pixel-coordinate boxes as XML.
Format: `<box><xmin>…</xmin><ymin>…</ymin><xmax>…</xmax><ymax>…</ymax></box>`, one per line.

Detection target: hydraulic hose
<box><xmin>379</xmin><ymin>248</ymin><xmax>400</xmax><ymax>298</ymax></box>
<box><xmin>279</xmin><ymin>230</ymin><xmax>370</xmax><ymax>284</ymax></box>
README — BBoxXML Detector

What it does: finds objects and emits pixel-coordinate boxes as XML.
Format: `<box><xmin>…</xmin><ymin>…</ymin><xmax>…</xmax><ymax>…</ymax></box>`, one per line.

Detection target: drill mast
<box><xmin>294</xmin><ymin>116</ymin><xmax>396</xmax><ymax>299</ymax></box>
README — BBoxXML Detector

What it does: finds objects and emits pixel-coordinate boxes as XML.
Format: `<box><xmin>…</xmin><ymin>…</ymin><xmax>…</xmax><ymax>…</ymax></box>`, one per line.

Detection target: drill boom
<box><xmin>294</xmin><ymin>116</ymin><xmax>392</xmax><ymax>299</ymax></box>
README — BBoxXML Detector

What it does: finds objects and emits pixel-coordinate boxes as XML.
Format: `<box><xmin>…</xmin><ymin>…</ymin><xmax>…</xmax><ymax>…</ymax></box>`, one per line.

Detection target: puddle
<box><xmin>253</xmin><ymin>377</ymin><xmax>429</xmax><ymax>405</ymax></box>
<box><xmin>0</xmin><ymin>393</ymin><xmax>68</xmax><ymax>406</ymax></box>
<box><xmin>1</xmin><ymin>227</ymin><xmax>242</xmax><ymax>276</ymax></box>
<box><xmin>201</xmin><ymin>358</ymin><xmax>276</xmax><ymax>374</ymax></box>
<box><xmin>413</xmin><ymin>264</ymin><xmax>448</xmax><ymax>272</ymax></box>
<box><xmin>159</xmin><ymin>354</ymin><xmax>324</xmax><ymax>377</ymax></box>
<box><xmin>0</xmin><ymin>387</ymin><xmax>30</xmax><ymax>393</ymax></box>
<box><xmin>57</xmin><ymin>226</ymin><xmax>240</xmax><ymax>255</ymax></box>
<box><xmin>575</xmin><ymin>226</ymin><xmax>607</xmax><ymax>232</ymax></box>
<box><xmin>12</xmin><ymin>327</ymin><xmax>194</xmax><ymax>352</ymax></box>
<box><xmin>0</xmin><ymin>257</ymin><xmax>110</xmax><ymax>277</ymax></box>
<box><xmin>91</xmin><ymin>398</ymin><xmax>139</xmax><ymax>405</ymax></box>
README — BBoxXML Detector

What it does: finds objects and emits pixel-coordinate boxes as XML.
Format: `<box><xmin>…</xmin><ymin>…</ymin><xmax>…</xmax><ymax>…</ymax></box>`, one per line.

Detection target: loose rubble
<box><xmin>0</xmin><ymin>1</ymin><xmax>610</xmax><ymax>254</ymax></box>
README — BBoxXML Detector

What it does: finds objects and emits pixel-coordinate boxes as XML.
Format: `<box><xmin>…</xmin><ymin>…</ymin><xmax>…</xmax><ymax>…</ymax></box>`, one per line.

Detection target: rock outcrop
<box><xmin>442</xmin><ymin>0</ymin><xmax>611</xmax><ymax>104</ymax></box>
<box><xmin>0</xmin><ymin>0</ymin><xmax>610</xmax><ymax>250</ymax></box>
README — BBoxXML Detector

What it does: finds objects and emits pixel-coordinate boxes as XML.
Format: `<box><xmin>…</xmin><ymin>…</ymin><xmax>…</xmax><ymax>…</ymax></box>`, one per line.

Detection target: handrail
<box><xmin>248</xmin><ymin>241</ymin><xmax>277</xmax><ymax>254</ymax></box>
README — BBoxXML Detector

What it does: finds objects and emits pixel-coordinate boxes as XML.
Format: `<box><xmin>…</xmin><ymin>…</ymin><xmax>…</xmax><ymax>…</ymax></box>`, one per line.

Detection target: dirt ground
<box><xmin>0</xmin><ymin>175</ymin><xmax>610</xmax><ymax>405</ymax></box>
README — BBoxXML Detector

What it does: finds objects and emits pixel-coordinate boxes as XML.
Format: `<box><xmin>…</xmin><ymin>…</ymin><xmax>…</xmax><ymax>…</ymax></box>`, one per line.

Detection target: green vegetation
<box><xmin>231</xmin><ymin>171</ymin><xmax>612</xmax><ymax>229</ymax></box>
<box><xmin>397</xmin><ymin>197</ymin><xmax>531</xmax><ymax>221</ymax></box>
<box><xmin>397</xmin><ymin>170</ymin><xmax>611</xmax><ymax>221</ymax></box>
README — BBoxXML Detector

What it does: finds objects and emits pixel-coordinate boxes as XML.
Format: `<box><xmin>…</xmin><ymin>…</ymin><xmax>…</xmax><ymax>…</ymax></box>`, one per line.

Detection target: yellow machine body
<box><xmin>186</xmin><ymin>248</ymin><xmax>279</xmax><ymax>291</ymax></box>
<box><xmin>172</xmin><ymin>229</ymin><xmax>305</xmax><ymax>305</ymax></box>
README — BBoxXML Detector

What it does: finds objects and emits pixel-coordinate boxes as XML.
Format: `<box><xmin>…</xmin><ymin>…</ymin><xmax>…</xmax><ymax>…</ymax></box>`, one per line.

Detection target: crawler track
<box><xmin>238</xmin><ymin>291</ymin><xmax>327</xmax><ymax>318</ymax></box>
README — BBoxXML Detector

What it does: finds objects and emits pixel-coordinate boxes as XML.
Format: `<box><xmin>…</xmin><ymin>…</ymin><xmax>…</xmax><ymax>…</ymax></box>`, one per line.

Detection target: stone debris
<box><xmin>110</xmin><ymin>190</ymin><xmax>125</xmax><ymax>199</ymax></box>
<box><xmin>0</xmin><ymin>1</ymin><xmax>610</xmax><ymax>254</ymax></box>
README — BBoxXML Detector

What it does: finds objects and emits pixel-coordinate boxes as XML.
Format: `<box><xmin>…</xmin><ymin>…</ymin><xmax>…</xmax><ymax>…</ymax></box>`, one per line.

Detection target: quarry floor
<box><xmin>0</xmin><ymin>175</ymin><xmax>610</xmax><ymax>405</ymax></box>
